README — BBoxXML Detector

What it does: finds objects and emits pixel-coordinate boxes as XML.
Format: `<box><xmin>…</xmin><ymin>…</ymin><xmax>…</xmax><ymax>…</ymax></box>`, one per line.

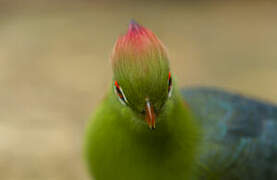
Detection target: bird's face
<box><xmin>111</xmin><ymin>20</ymin><xmax>172</xmax><ymax>129</ymax></box>
<box><xmin>113</xmin><ymin>59</ymin><xmax>173</xmax><ymax>129</ymax></box>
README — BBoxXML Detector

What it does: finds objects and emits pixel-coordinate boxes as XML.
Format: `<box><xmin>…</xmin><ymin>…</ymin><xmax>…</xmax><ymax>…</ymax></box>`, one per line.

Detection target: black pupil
<box><xmin>116</xmin><ymin>86</ymin><xmax>124</xmax><ymax>101</ymax></box>
<box><xmin>168</xmin><ymin>76</ymin><xmax>172</xmax><ymax>92</ymax></box>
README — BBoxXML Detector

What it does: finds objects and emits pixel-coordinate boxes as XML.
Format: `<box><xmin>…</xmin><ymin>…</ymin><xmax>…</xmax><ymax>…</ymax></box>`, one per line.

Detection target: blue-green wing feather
<box><xmin>182</xmin><ymin>87</ymin><xmax>277</xmax><ymax>179</ymax></box>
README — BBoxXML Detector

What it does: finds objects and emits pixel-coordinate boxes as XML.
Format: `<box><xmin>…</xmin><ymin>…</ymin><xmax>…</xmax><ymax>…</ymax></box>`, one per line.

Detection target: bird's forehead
<box><xmin>117</xmin><ymin>63</ymin><xmax>167</xmax><ymax>86</ymax></box>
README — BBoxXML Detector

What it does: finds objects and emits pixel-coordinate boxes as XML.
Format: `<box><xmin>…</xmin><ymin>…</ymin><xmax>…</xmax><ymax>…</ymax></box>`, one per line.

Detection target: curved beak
<box><xmin>145</xmin><ymin>98</ymin><xmax>156</xmax><ymax>130</ymax></box>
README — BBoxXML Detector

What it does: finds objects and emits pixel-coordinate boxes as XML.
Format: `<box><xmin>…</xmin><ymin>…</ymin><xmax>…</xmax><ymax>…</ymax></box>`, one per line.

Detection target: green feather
<box><xmin>84</xmin><ymin>21</ymin><xmax>277</xmax><ymax>179</ymax></box>
<box><xmin>84</xmin><ymin>87</ymin><xmax>201</xmax><ymax>179</ymax></box>
<box><xmin>84</xmin><ymin>20</ymin><xmax>202</xmax><ymax>180</ymax></box>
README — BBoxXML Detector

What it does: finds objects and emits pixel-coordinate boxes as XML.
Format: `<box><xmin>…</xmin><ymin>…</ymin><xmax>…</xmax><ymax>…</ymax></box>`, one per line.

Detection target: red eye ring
<box><xmin>115</xmin><ymin>81</ymin><xmax>120</xmax><ymax>88</ymax></box>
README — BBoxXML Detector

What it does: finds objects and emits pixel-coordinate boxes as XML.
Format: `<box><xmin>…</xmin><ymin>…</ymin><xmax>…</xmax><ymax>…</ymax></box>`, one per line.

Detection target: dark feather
<box><xmin>182</xmin><ymin>87</ymin><xmax>277</xmax><ymax>179</ymax></box>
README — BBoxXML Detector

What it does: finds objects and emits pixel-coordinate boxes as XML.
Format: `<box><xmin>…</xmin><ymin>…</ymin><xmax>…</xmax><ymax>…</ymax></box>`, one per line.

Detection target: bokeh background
<box><xmin>1</xmin><ymin>0</ymin><xmax>277</xmax><ymax>179</ymax></box>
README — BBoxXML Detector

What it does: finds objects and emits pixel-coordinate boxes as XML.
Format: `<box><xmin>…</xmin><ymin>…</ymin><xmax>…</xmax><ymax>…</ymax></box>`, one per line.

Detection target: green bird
<box><xmin>85</xmin><ymin>20</ymin><xmax>277</xmax><ymax>180</ymax></box>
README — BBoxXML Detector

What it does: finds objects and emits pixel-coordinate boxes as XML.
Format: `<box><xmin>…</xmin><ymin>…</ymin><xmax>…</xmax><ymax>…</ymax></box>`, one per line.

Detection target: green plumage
<box><xmin>113</xmin><ymin>53</ymin><xmax>169</xmax><ymax>114</ymax></box>
<box><xmin>85</xmin><ymin>88</ymin><xmax>201</xmax><ymax>180</ymax></box>
<box><xmin>84</xmin><ymin>21</ymin><xmax>277</xmax><ymax>179</ymax></box>
<box><xmin>85</xmin><ymin>21</ymin><xmax>202</xmax><ymax>179</ymax></box>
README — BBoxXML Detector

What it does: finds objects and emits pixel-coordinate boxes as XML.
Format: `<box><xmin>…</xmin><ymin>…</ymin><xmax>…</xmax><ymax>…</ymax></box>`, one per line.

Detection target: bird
<box><xmin>84</xmin><ymin>20</ymin><xmax>277</xmax><ymax>180</ymax></box>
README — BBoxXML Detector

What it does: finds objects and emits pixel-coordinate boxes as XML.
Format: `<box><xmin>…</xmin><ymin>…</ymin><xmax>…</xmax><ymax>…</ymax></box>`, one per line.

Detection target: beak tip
<box><xmin>148</xmin><ymin>125</ymin><xmax>155</xmax><ymax>130</ymax></box>
<box><xmin>145</xmin><ymin>98</ymin><xmax>156</xmax><ymax>130</ymax></box>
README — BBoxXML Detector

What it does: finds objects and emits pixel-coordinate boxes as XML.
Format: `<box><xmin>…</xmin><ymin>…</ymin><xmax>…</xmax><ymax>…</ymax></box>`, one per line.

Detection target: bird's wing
<box><xmin>181</xmin><ymin>87</ymin><xmax>277</xmax><ymax>180</ymax></box>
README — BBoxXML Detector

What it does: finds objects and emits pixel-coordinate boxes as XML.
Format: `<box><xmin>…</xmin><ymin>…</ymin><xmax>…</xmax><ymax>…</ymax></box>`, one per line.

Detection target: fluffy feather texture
<box><xmin>85</xmin><ymin>21</ymin><xmax>277</xmax><ymax>180</ymax></box>
<box><xmin>111</xmin><ymin>21</ymin><xmax>170</xmax><ymax>119</ymax></box>
<box><xmin>85</xmin><ymin>20</ymin><xmax>201</xmax><ymax>180</ymax></box>
<box><xmin>111</xmin><ymin>19</ymin><xmax>167</xmax><ymax>66</ymax></box>
<box><xmin>183</xmin><ymin>87</ymin><xmax>277</xmax><ymax>179</ymax></box>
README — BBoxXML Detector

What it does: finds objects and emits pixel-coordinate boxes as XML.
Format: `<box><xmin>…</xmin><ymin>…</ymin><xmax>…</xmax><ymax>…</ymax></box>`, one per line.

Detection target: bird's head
<box><xmin>111</xmin><ymin>20</ymin><xmax>173</xmax><ymax>130</ymax></box>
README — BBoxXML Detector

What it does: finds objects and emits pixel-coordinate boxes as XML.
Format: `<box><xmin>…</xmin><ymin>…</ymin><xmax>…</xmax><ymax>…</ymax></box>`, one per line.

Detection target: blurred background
<box><xmin>1</xmin><ymin>0</ymin><xmax>277</xmax><ymax>179</ymax></box>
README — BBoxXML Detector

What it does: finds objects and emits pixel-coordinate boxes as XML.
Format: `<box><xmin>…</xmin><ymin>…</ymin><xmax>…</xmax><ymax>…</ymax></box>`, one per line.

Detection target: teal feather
<box><xmin>182</xmin><ymin>87</ymin><xmax>277</xmax><ymax>179</ymax></box>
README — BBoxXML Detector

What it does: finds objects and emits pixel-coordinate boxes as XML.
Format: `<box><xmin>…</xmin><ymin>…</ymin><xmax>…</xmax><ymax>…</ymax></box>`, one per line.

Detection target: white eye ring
<box><xmin>114</xmin><ymin>81</ymin><xmax>128</xmax><ymax>105</ymax></box>
<box><xmin>168</xmin><ymin>72</ymin><xmax>173</xmax><ymax>98</ymax></box>
<box><xmin>168</xmin><ymin>85</ymin><xmax>173</xmax><ymax>98</ymax></box>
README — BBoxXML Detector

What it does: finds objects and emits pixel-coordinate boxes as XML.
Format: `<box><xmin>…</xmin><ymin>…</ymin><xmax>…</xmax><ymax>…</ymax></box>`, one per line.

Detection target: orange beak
<box><xmin>145</xmin><ymin>99</ymin><xmax>156</xmax><ymax>130</ymax></box>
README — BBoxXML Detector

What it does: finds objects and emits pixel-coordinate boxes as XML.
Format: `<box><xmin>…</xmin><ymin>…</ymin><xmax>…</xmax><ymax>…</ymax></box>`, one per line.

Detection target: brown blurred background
<box><xmin>1</xmin><ymin>0</ymin><xmax>277</xmax><ymax>179</ymax></box>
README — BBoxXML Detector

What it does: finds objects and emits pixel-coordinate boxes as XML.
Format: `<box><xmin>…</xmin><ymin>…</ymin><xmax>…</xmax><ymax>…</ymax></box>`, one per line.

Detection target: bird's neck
<box><xmin>106</xmin><ymin>87</ymin><xmax>201</xmax><ymax>178</ymax></box>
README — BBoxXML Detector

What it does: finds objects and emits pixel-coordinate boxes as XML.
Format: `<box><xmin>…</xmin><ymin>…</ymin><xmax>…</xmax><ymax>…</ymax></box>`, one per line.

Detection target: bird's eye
<box><xmin>114</xmin><ymin>81</ymin><xmax>128</xmax><ymax>105</ymax></box>
<box><xmin>168</xmin><ymin>72</ymin><xmax>173</xmax><ymax>98</ymax></box>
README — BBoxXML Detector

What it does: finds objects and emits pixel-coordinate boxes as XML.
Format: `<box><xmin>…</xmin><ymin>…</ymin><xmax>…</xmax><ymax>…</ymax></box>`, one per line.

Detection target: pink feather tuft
<box><xmin>111</xmin><ymin>20</ymin><xmax>167</xmax><ymax>66</ymax></box>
